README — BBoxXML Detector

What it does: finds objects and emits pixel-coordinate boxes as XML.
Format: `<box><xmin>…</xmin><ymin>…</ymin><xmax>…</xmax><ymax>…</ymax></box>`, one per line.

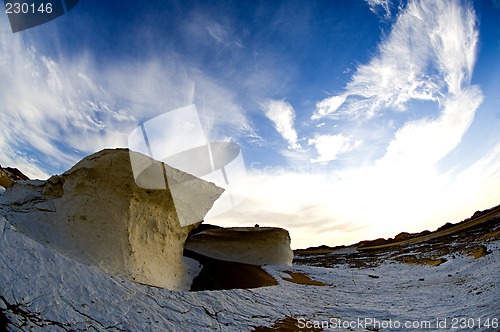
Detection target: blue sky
<box><xmin>1</xmin><ymin>0</ymin><xmax>499</xmax><ymax>248</ymax></box>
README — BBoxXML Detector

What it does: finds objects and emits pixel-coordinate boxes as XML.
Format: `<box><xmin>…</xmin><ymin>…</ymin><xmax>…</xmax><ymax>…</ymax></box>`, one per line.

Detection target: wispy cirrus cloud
<box><xmin>0</xmin><ymin>32</ymin><xmax>133</xmax><ymax>178</ymax></box>
<box><xmin>206</xmin><ymin>22</ymin><xmax>243</xmax><ymax>48</ymax></box>
<box><xmin>182</xmin><ymin>7</ymin><xmax>244</xmax><ymax>51</ymax></box>
<box><xmin>313</xmin><ymin>0</ymin><xmax>478</xmax><ymax>121</ymax></box>
<box><xmin>375</xmin><ymin>0</ymin><xmax>482</xmax><ymax>171</ymax></box>
<box><xmin>311</xmin><ymin>0</ymin><xmax>481</xmax><ymax>168</ymax></box>
<box><xmin>312</xmin><ymin>95</ymin><xmax>347</xmax><ymax>120</ymax></box>
<box><xmin>262</xmin><ymin>99</ymin><xmax>301</xmax><ymax>151</ymax></box>
<box><xmin>366</xmin><ymin>0</ymin><xmax>393</xmax><ymax>18</ymax></box>
<box><xmin>0</xmin><ymin>18</ymin><xmax>255</xmax><ymax>179</ymax></box>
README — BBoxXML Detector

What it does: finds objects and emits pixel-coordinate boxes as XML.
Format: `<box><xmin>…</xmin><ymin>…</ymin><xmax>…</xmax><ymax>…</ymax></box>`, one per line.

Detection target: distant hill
<box><xmin>296</xmin><ymin>203</ymin><xmax>500</xmax><ymax>253</ymax></box>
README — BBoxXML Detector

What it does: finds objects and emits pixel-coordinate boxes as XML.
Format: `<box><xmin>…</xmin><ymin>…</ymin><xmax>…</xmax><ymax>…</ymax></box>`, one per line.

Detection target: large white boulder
<box><xmin>0</xmin><ymin>149</ymin><xmax>223</xmax><ymax>290</ymax></box>
<box><xmin>185</xmin><ymin>227</ymin><xmax>293</xmax><ymax>266</ymax></box>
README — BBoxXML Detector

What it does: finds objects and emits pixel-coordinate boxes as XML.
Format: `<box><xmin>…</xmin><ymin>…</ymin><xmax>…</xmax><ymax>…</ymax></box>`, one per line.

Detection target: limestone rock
<box><xmin>185</xmin><ymin>227</ymin><xmax>293</xmax><ymax>266</ymax></box>
<box><xmin>0</xmin><ymin>149</ymin><xmax>224</xmax><ymax>290</ymax></box>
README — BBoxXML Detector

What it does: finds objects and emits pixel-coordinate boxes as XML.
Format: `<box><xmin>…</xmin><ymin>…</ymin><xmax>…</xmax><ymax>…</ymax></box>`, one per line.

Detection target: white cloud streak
<box><xmin>183</xmin><ymin>8</ymin><xmax>243</xmax><ymax>50</ymax></box>
<box><xmin>312</xmin><ymin>95</ymin><xmax>347</xmax><ymax>120</ymax></box>
<box><xmin>262</xmin><ymin>99</ymin><xmax>301</xmax><ymax>151</ymax></box>
<box><xmin>374</xmin><ymin>0</ymin><xmax>482</xmax><ymax>172</ymax></box>
<box><xmin>366</xmin><ymin>0</ymin><xmax>392</xmax><ymax>18</ymax></box>
<box><xmin>381</xmin><ymin>87</ymin><xmax>483</xmax><ymax>169</ymax></box>
<box><xmin>308</xmin><ymin>134</ymin><xmax>359</xmax><ymax>163</ymax></box>
<box><xmin>206</xmin><ymin>22</ymin><xmax>243</xmax><ymax>48</ymax></box>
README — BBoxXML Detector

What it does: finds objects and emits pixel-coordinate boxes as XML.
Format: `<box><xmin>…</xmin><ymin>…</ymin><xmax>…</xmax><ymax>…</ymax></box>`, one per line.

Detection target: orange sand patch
<box><xmin>464</xmin><ymin>245</ymin><xmax>490</xmax><ymax>259</ymax></box>
<box><xmin>396</xmin><ymin>255</ymin><xmax>447</xmax><ymax>266</ymax></box>
<box><xmin>281</xmin><ymin>270</ymin><xmax>328</xmax><ymax>286</ymax></box>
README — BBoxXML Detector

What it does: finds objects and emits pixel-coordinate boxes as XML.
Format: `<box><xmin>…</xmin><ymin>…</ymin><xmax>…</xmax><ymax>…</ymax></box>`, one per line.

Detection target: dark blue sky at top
<box><xmin>30</xmin><ymin>0</ymin><xmax>381</xmax><ymax>107</ymax></box>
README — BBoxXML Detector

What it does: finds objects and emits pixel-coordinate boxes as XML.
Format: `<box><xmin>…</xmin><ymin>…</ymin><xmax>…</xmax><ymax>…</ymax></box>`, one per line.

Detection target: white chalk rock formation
<box><xmin>185</xmin><ymin>227</ymin><xmax>293</xmax><ymax>266</ymax></box>
<box><xmin>0</xmin><ymin>149</ymin><xmax>223</xmax><ymax>290</ymax></box>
